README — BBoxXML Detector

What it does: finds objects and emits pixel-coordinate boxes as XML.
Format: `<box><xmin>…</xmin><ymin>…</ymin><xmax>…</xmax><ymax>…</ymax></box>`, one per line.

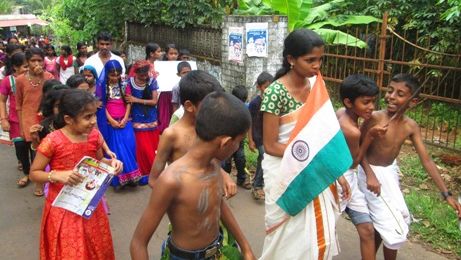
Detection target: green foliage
<box><xmin>399</xmin><ymin>153</ymin><xmax>428</xmax><ymax>185</ymax></box>
<box><xmin>405</xmin><ymin>189</ymin><xmax>461</xmax><ymax>256</ymax></box>
<box><xmin>439</xmin><ymin>0</ymin><xmax>461</xmax><ymax>21</ymax></box>
<box><xmin>244</xmin><ymin>139</ymin><xmax>258</xmax><ymax>170</ymax></box>
<box><xmin>235</xmin><ymin>0</ymin><xmax>381</xmax><ymax>48</ymax></box>
<box><xmin>40</xmin><ymin>0</ymin><xmax>235</xmax><ymax>48</ymax></box>
<box><xmin>0</xmin><ymin>0</ymin><xmax>14</xmax><ymax>14</ymax></box>
<box><xmin>343</xmin><ymin>0</ymin><xmax>461</xmax><ymax>58</ymax></box>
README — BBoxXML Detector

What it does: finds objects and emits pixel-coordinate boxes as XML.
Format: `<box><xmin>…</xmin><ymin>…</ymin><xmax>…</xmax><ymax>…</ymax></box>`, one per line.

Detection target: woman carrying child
<box><xmin>96</xmin><ymin>60</ymin><xmax>141</xmax><ymax>188</ymax></box>
<box><xmin>125</xmin><ymin>60</ymin><xmax>159</xmax><ymax>186</ymax></box>
<box><xmin>30</xmin><ymin>89</ymin><xmax>122</xmax><ymax>259</ymax></box>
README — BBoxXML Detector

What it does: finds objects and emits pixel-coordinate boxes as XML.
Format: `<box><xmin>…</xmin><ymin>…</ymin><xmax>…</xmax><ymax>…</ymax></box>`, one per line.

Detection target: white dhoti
<box><xmin>338</xmin><ymin>169</ymin><xmax>369</xmax><ymax>214</ymax></box>
<box><xmin>358</xmin><ymin>163</ymin><xmax>410</xmax><ymax>250</ymax></box>
<box><xmin>260</xmin><ymin>154</ymin><xmax>340</xmax><ymax>260</ymax></box>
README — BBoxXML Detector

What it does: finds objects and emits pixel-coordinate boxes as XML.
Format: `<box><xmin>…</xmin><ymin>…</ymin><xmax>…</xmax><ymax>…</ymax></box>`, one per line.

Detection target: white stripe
<box><xmin>278</xmin><ymin>100</ymin><xmax>340</xmax><ymax>191</ymax></box>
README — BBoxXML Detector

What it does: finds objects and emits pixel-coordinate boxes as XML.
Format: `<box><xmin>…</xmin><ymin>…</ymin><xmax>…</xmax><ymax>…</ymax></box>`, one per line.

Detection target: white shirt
<box><xmin>56</xmin><ymin>56</ymin><xmax>76</xmax><ymax>84</ymax></box>
<box><xmin>83</xmin><ymin>52</ymin><xmax>126</xmax><ymax>78</ymax></box>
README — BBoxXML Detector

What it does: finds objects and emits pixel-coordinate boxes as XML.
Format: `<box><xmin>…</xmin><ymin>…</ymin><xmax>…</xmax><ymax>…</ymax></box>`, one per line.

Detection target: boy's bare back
<box><xmin>362</xmin><ymin>110</ymin><xmax>418</xmax><ymax>166</ymax></box>
<box><xmin>337</xmin><ymin>108</ymin><xmax>362</xmax><ymax>167</ymax></box>
<box><xmin>160</xmin><ymin>157</ymin><xmax>223</xmax><ymax>249</ymax></box>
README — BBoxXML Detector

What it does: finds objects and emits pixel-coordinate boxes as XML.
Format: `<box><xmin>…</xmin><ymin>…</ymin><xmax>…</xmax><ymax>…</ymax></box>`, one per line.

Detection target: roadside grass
<box><xmin>405</xmin><ymin>189</ymin><xmax>461</xmax><ymax>257</ymax></box>
<box><xmin>399</xmin><ymin>147</ymin><xmax>461</xmax><ymax>258</ymax></box>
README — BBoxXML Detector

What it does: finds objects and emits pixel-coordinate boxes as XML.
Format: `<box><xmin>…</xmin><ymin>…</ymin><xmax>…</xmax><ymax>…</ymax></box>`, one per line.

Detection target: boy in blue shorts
<box><xmin>337</xmin><ymin>74</ymin><xmax>387</xmax><ymax>260</ymax></box>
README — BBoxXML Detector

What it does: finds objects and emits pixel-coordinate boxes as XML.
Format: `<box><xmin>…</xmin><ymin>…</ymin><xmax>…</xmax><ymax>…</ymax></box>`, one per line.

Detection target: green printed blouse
<box><xmin>260</xmin><ymin>81</ymin><xmax>304</xmax><ymax>116</ymax></box>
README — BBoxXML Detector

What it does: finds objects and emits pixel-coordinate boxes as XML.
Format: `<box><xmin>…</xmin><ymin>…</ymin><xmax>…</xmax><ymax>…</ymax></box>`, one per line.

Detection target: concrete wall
<box><xmin>221</xmin><ymin>15</ymin><xmax>288</xmax><ymax>97</ymax></box>
<box><xmin>126</xmin><ymin>15</ymin><xmax>288</xmax><ymax>98</ymax></box>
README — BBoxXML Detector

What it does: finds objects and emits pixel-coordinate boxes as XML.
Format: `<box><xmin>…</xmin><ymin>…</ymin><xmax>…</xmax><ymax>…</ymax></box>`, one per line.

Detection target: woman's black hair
<box><xmin>5</xmin><ymin>44</ymin><xmax>22</xmax><ymax>56</ymax></box>
<box><xmin>44</xmin><ymin>44</ymin><xmax>56</xmax><ymax>56</ymax></box>
<box><xmin>163</xmin><ymin>43</ymin><xmax>178</xmax><ymax>61</ymax></box>
<box><xmin>3</xmin><ymin>44</ymin><xmax>23</xmax><ymax>77</ymax></box>
<box><xmin>61</xmin><ymin>45</ymin><xmax>72</xmax><ymax>55</ymax></box>
<box><xmin>43</xmin><ymin>79</ymin><xmax>67</xmax><ymax>94</ymax></box>
<box><xmin>25</xmin><ymin>47</ymin><xmax>45</xmax><ymax>60</ymax></box>
<box><xmin>274</xmin><ymin>29</ymin><xmax>324</xmax><ymax>80</ymax></box>
<box><xmin>5</xmin><ymin>52</ymin><xmax>26</xmax><ymax>76</ymax></box>
<box><xmin>55</xmin><ymin>89</ymin><xmax>97</xmax><ymax>129</ymax></box>
<box><xmin>77</xmin><ymin>42</ymin><xmax>86</xmax><ymax>50</ymax></box>
<box><xmin>40</xmin><ymin>89</ymin><xmax>67</xmax><ymax>118</ymax></box>
<box><xmin>66</xmin><ymin>74</ymin><xmax>87</xmax><ymax>89</ymax></box>
<box><xmin>76</xmin><ymin>42</ymin><xmax>87</xmax><ymax>59</ymax></box>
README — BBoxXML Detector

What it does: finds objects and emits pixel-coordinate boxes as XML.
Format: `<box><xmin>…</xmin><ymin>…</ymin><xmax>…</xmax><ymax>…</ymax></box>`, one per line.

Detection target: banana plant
<box><xmin>237</xmin><ymin>0</ymin><xmax>381</xmax><ymax>48</ymax></box>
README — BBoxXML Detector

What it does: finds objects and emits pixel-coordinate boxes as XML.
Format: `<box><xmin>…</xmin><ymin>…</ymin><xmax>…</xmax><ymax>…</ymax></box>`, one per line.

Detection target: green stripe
<box><xmin>276</xmin><ymin>131</ymin><xmax>352</xmax><ymax>216</ymax></box>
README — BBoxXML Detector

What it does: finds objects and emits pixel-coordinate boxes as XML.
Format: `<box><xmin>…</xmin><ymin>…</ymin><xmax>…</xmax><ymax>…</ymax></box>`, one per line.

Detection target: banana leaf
<box><xmin>308</xmin><ymin>15</ymin><xmax>382</xmax><ymax>29</ymax></box>
<box><xmin>302</xmin><ymin>0</ymin><xmax>345</xmax><ymax>25</ymax></box>
<box><xmin>262</xmin><ymin>0</ymin><xmax>301</xmax><ymax>30</ymax></box>
<box><xmin>313</xmin><ymin>28</ymin><xmax>368</xmax><ymax>48</ymax></box>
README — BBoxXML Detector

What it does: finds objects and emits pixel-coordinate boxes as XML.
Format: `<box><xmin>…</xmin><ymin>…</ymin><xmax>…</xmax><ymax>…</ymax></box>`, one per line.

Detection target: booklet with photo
<box><xmin>52</xmin><ymin>156</ymin><xmax>115</xmax><ymax>219</ymax></box>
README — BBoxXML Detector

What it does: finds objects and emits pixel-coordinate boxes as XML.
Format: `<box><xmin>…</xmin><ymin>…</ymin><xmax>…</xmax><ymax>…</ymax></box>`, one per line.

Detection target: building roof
<box><xmin>0</xmin><ymin>14</ymin><xmax>48</xmax><ymax>28</ymax></box>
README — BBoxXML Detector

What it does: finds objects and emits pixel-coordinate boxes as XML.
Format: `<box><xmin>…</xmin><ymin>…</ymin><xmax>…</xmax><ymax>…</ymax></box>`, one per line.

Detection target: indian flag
<box><xmin>276</xmin><ymin>73</ymin><xmax>352</xmax><ymax>216</ymax></box>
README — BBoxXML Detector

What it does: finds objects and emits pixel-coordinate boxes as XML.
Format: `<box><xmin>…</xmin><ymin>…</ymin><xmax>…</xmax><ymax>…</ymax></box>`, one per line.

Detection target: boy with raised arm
<box><xmin>148</xmin><ymin>70</ymin><xmax>236</xmax><ymax>197</ymax></box>
<box><xmin>337</xmin><ymin>74</ymin><xmax>386</xmax><ymax>260</ymax></box>
<box><xmin>359</xmin><ymin>73</ymin><xmax>461</xmax><ymax>260</ymax></box>
<box><xmin>131</xmin><ymin>91</ymin><xmax>256</xmax><ymax>260</ymax></box>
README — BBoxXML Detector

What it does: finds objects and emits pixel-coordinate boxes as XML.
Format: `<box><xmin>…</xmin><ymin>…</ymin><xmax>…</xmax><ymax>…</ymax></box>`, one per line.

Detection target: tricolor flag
<box><xmin>276</xmin><ymin>73</ymin><xmax>352</xmax><ymax>216</ymax></box>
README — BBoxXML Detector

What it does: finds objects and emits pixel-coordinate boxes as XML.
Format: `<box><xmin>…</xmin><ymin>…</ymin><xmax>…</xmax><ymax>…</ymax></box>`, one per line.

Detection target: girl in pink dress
<box><xmin>44</xmin><ymin>45</ymin><xmax>58</xmax><ymax>79</ymax></box>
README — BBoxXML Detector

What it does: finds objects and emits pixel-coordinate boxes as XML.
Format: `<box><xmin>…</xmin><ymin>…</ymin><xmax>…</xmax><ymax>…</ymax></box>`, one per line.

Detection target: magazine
<box><xmin>52</xmin><ymin>156</ymin><xmax>115</xmax><ymax>219</ymax></box>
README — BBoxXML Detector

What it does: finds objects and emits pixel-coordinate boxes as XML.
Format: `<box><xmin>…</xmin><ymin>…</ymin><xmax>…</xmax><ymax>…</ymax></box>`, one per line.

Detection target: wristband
<box><xmin>48</xmin><ymin>170</ymin><xmax>56</xmax><ymax>183</ymax></box>
<box><xmin>441</xmin><ymin>191</ymin><xmax>452</xmax><ymax>200</ymax></box>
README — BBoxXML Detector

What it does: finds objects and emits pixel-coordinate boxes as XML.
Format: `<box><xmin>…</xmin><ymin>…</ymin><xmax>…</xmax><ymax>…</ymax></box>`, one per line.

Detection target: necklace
<box><xmin>27</xmin><ymin>72</ymin><xmax>42</xmax><ymax>88</ymax></box>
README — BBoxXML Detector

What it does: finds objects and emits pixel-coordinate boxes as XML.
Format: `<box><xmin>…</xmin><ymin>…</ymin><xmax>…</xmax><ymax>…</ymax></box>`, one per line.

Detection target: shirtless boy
<box><xmin>130</xmin><ymin>91</ymin><xmax>256</xmax><ymax>260</ymax></box>
<box><xmin>359</xmin><ymin>73</ymin><xmax>461</xmax><ymax>260</ymax></box>
<box><xmin>337</xmin><ymin>74</ymin><xmax>386</xmax><ymax>260</ymax></box>
<box><xmin>148</xmin><ymin>70</ymin><xmax>236</xmax><ymax>197</ymax></box>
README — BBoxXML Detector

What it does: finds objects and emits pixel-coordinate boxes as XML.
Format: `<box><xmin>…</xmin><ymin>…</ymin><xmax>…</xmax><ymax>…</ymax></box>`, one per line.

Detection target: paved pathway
<box><xmin>0</xmin><ymin>145</ymin><xmax>448</xmax><ymax>259</ymax></box>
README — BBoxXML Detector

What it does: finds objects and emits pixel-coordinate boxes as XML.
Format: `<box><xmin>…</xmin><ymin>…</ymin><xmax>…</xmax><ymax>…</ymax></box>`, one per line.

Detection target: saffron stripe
<box><xmin>276</xmin><ymin>131</ymin><xmax>352</xmax><ymax>215</ymax></box>
<box><xmin>314</xmin><ymin>197</ymin><xmax>326</xmax><ymax>260</ymax></box>
<box><xmin>288</xmin><ymin>73</ymin><xmax>329</xmax><ymax>144</ymax></box>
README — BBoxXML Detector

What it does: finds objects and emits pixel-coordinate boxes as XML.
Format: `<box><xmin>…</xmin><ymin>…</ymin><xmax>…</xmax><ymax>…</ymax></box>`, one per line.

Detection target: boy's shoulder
<box><xmin>337</xmin><ymin>107</ymin><xmax>360</xmax><ymax>137</ymax></box>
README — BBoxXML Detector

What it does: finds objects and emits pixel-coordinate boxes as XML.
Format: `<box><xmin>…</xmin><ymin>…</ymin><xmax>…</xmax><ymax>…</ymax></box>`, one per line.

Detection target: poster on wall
<box><xmin>245</xmin><ymin>22</ymin><xmax>268</xmax><ymax>57</ymax></box>
<box><xmin>154</xmin><ymin>61</ymin><xmax>197</xmax><ymax>92</ymax></box>
<box><xmin>228</xmin><ymin>27</ymin><xmax>244</xmax><ymax>62</ymax></box>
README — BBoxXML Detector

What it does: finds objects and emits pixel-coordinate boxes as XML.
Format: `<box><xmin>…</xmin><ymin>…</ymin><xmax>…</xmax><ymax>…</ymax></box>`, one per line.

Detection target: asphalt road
<box><xmin>0</xmin><ymin>145</ymin><xmax>448</xmax><ymax>259</ymax></box>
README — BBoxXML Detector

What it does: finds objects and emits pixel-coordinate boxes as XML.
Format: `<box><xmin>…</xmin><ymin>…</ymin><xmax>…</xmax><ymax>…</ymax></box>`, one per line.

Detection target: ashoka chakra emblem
<box><xmin>291</xmin><ymin>140</ymin><xmax>310</xmax><ymax>162</ymax></box>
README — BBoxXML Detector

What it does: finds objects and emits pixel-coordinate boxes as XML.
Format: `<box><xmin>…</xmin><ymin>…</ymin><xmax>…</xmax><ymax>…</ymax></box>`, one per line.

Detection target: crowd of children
<box><xmin>0</xmin><ymin>28</ymin><xmax>460</xmax><ymax>260</ymax></box>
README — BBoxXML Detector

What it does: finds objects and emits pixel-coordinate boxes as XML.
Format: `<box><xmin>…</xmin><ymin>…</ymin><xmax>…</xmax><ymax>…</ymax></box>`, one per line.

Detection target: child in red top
<box><xmin>30</xmin><ymin>89</ymin><xmax>122</xmax><ymax>260</ymax></box>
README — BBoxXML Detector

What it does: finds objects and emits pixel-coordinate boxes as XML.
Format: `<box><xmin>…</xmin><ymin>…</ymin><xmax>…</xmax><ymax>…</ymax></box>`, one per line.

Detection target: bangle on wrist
<box><xmin>48</xmin><ymin>170</ymin><xmax>56</xmax><ymax>183</ymax></box>
<box><xmin>441</xmin><ymin>191</ymin><xmax>452</xmax><ymax>200</ymax></box>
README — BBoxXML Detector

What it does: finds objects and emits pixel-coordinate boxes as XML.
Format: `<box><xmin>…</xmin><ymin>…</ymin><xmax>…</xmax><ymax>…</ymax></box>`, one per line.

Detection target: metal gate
<box><xmin>322</xmin><ymin>13</ymin><xmax>461</xmax><ymax>151</ymax></box>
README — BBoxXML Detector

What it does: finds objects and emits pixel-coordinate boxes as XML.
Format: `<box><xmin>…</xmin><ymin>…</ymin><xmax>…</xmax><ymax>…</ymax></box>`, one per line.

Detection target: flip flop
<box><xmin>17</xmin><ymin>176</ymin><xmax>30</xmax><ymax>188</ymax></box>
<box><xmin>33</xmin><ymin>188</ymin><xmax>44</xmax><ymax>197</ymax></box>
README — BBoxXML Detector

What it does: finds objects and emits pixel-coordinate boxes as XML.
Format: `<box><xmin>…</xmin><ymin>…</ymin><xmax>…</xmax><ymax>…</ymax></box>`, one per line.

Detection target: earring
<box><xmin>290</xmin><ymin>63</ymin><xmax>294</xmax><ymax>69</ymax></box>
